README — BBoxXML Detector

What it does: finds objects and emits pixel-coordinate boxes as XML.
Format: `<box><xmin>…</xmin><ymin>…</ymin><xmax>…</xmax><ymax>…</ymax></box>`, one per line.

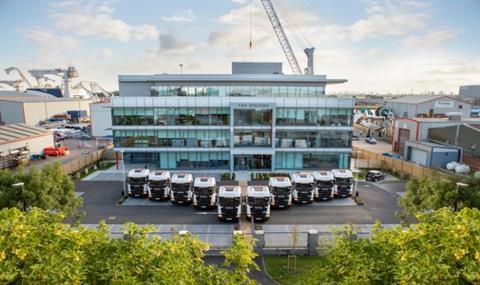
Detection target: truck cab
<box><xmin>170</xmin><ymin>173</ymin><xmax>193</xmax><ymax>205</ymax></box>
<box><xmin>127</xmin><ymin>168</ymin><xmax>150</xmax><ymax>198</ymax></box>
<box><xmin>312</xmin><ymin>171</ymin><xmax>335</xmax><ymax>201</ymax></box>
<box><xmin>246</xmin><ymin>186</ymin><xmax>271</xmax><ymax>221</ymax></box>
<box><xmin>217</xmin><ymin>186</ymin><xmax>242</xmax><ymax>222</ymax></box>
<box><xmin>193</xmin><ymin>176</ymin><xmax>217</xmax><ymax>209</ymax></box>
<box><xmin>331</xmin><ymin>169</ymin><xmax>354</xmax><ymax>198</ymax></box>
<box><xmin>268</xmin><ymin>176</ymin><xmax>293</xmax><ymax>209</ymax></box>
<box><xmin>147</xmin><ymin>170</ymin><xmax>171</xmax><ymax>201</ymax></box>
<box><xmin>290</xmin><ymin>172</ymin><xmax>315</xmax><ymax>204</ymax></box>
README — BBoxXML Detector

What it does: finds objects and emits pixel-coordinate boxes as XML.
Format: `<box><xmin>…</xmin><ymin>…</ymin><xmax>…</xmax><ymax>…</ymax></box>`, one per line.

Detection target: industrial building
<box><xmin>90</xmin><ymin>102</ymin><xmax>112</xmax><ymax>137</ymax></box>
<box><xmin>392</xmin><ymin>116</ymin><xmax>480</xmax><ymax>154</ymax></box>
<box><xmin>459</xmin><ymin>85</ymin><xmax>480</xmax><ymax>104</ymax></box>
<box><xmin>386</xmin><ymin>95</ymin><xmax>470</xmax><ymax>119</ymax></box>
<box><xmin>0</xmin><ymin>124</ymin><xmax>53</xmax><ymax>169</ymax></box>
<box><xmin>110</xmin><ymin>62</ymin><xmax>353</xmax><ymax>171</ymax></box>
<box><xmin>428</xmin><ymin>123</ymin><xmax>480</xmax><ymax>169</ymax></box>
<box><xmin>403</xmin><ymin>140</ymin><xmax>461</xmax><ymax>168</ymax></box>
<box><xmin>0</xmin><ymin>91</ymin><xmax>92</xmax><ymax>125</ymax></box>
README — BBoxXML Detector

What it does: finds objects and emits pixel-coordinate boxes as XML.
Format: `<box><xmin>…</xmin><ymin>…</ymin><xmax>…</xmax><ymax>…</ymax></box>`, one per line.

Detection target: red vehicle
<box><xmin>43</xmin><ymin>146</ymin><xmax>70</xmax><ymax>156</ymax></box>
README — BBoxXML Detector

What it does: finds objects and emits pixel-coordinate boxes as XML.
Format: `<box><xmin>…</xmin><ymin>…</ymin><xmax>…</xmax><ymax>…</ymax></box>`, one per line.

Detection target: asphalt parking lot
<box><xmin>76</xmin><ymin>179</ymin><xmax>405</xmax><ymax>225</ymax></box>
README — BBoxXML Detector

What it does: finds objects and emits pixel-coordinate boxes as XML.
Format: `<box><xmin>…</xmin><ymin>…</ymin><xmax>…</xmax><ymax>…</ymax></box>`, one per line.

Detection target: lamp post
<box><xmin>12</xmin><ymin>182</ymin><xmax>26</xmax><ymax>211</ymax></box>
<box><xmin>455</xmin><ymin>182</ymin><xmax>468</xmax><ymax>211</ymax></box>
<box><xmin>352</xmin><ymin>150</ymin><xmax>362</xmax><ymax>198</ymax></box>
<box><xmin>120</xmin><ymin>150</ymin><xmax>126</xmax><ymax>198</ymax></box>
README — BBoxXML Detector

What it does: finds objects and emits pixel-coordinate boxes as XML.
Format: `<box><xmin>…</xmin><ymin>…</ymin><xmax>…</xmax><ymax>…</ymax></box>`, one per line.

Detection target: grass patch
<box><xmin>264</xmin><ymin>255</ymin><xmax>327</xmax><ymax>285</ymax></box>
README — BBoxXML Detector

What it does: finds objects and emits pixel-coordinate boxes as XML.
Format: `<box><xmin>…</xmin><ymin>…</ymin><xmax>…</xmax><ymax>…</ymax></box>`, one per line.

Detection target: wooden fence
<box><xmin>62</xmin><ymin>147</ymin><xmax>115</xmax><ymax>175</ymax></box>
<box><xmin>352</xmin><ymin>146</ymin><xmax>449</xmax><ymax>179</ymax></box>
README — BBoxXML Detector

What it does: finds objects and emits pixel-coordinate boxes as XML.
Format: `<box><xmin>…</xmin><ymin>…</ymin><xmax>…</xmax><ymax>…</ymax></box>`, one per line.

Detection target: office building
<box><xmin>111</xmin><ymin>62</ymin><xmax>354</xmax><ymax>171</ymax></box>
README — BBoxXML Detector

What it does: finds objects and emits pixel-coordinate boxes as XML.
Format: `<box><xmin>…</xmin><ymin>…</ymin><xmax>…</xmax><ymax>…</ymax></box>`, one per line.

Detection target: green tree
<box><xmin>0</xmin><ymin>208</ymin><xmax>257</xmax><ymax>284</ymax></box>
<box><xmin>0</xmin><ymin>163</ymin><xmax>82</xmax><ymax>218</ymax></box>
<box><xmin>398</xmin><ymin>176</ymin><xmax>480</xmax><ymax>219</ymax></box>
<box><xmin>304</xmin><ymin>208</ymin><xmax>480</xmax><ymax>285</ymax></box>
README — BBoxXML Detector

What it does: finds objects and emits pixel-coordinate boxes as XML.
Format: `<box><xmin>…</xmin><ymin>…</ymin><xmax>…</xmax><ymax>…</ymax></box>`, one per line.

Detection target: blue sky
<box><xmin>0</xmin><ymin>0</ymin><xmax>479</xmax><ymax>94</ymax></box>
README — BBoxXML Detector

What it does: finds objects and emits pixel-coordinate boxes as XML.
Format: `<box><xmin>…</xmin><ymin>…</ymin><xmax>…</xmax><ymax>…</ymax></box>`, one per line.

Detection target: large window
<box><xmin>234</xmin><ymin>131</ymin><xmax>271</xmax><ymax>147</ymax></box>
<box><xmin>123</xmin><ymin>152</ymin><xmax>229</xmax><ymax>169</ymax></box>
<box><xmin>234</xmin><ymin>155</ymin><xmax>271</xmax><ymax>170</ymax></box>
<box><xmin>151</xmin><ymin>85</ymin><xmax>325</xmax><ymax>97</ymax></box>
<box><xmin>234</xmin><ymin>109</ymin><xmax>272</xmax><ymax>126</ymax></box>
<box><xmin>276</xmin><ymin>108</ymin><xmax>353</xmax><ymax>126</ymax></box>
<box><xmin>112</xmin><ymin>107</ymin><xmax>229</xmax><ymax>126</ymax></box>
<box><xmin>276</xmin><ymin>131</ymin><xmax>351</xmax><ymax>148</ymax></box>
<box><xmin>275</xmin><ymin>152</ymin><xmax>351</xmax><ymax>170</ymax></box>
<box><xmin>113</xmin><ymin>130</ymin><xmax>229</xmax><ymax>148</ymax></box>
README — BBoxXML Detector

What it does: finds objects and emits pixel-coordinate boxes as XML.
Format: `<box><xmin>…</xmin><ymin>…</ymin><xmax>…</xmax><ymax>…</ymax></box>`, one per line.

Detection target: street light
<box><xmin>12</xmin><ymin>182</ymin><xmax>26</xmax><ymax>211</ymax></box>
<box><xmin>120</xmin><ymin>150</ymin><xmax>127</xmax><ymax>198</ymax></box>
<box><xmin>352</xmin><ymin>150</ymin><xmax>362</xmax><ymax>198</ymax></box>
<box><xmin>455</xmin><ymin>182</ymin><xmax>468</xmax><ymax>211</ymax></box>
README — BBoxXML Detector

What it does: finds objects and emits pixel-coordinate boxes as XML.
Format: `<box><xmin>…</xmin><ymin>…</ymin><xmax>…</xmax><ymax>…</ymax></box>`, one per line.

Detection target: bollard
<box><xmin>307</xmin><ymin>229</ymin><xmax>319</xmax><ymax>256</ymax></box>
<box><xmin>254</xmin><ymin>230</ymin><xmax>265</xmax><ymax>253</ymax></box>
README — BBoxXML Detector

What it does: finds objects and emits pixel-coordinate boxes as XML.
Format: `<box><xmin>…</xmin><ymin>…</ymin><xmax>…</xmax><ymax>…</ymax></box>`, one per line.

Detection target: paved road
<box><xmin>77</xmin><ymin>180</ymin><xmax>405</xmax><ymax>225</ymax></box>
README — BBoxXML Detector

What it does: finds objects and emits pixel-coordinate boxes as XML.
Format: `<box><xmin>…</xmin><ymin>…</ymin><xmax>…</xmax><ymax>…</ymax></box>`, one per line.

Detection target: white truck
<box><xmin>126</xmin><ymin>168</ymin><xmax>150</xmax><ymax>198</ymax></box>
<box><xmin>246</xmin><ymin>185</ymin><xmax>271</xmax><ymax>221</ymax></box>
<box><xmin>331</xmin><ymin>169</ymin><xmax>354</xmax><ymax>198</ymax></box>
<box><xmin>291</xmin><ymin>172</ymin><xmax>315</xmax><ymax>204</ymax></box>
<box><xmin>268</xmin><ymin>176</ymin><xmax>293</xmax><ymax>209</ymax></box>
<box><xmin>147</xmin><ymin>170</ymin><xmax>170</xmax><ymax>201</ymax></box>
<box><xmin>193</xmin><ymin>176</ymin><xmax>217</xmax><ymax>209</ymax></box>
<box><xmin>170</xmin><ymin>173</ymin><xmax>193</xmax><ymax>205</ymax></box>
<box><xmin>217</xmin><ymin>185</ymin><xmax>242</xmax><ymax>222</ymax></box>
<box><xmin>312</xmin><ymin>171</ymin><xmax>335</xmax><ymax>201</ymax></box>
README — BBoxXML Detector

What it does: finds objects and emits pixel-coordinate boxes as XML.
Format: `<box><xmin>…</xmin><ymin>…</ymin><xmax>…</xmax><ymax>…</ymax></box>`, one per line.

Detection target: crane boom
<box><xmin>5</xmin><ymin>67</ymin><xmax>33</xmax><ymax>88</ymax></box>
<box><xmin>261</xmin><ymin>0</ymin><xmax>302</xmax><ymax>75</ymax></box>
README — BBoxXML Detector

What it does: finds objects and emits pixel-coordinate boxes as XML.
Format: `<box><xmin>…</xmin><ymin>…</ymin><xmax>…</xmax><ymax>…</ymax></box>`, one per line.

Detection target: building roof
<box><xmin>406</xmin><ymin>140</ymin><xmax>462</xmax><ymax>149</ymax></box>
<box><xmin>0</xmin><ymin>124</ymin><xmax>51</xmax><ymax>144</ymax></box>
<box><xmin>118</xmin><ymin>74</ymin><xmax>347</xmax><ymax>85</ymax></box>
<box><xmin>387</xmin><ymin>95</ymin><xmax>463</xmax><ymax>104</ymax></box>
<box><xmin>0</xmin><ymin>91</ymin><xmax>91</xmax><ymax>103</ymax></box>
<box><xmin>397</xmin><ymin>117</ymin><xmax>480</xmax><ymax>124</ymax></box>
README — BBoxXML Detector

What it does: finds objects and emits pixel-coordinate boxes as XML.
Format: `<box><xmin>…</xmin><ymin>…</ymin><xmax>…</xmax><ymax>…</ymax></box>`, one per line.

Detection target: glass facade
<box><xmin>151</xmin><ymin>85</ymin><xmax>325</xmax><ymax>97</ymax></box>
<box><xmin>124</xmin><ymin>152</ymin><xmax>229</xmax><ymax>169</ymax></box>
<box><xmin>112</xmin><ymin>107</ymin><xmax>229</xmax><ymax>126</ymax></box>
<box><xmin>276</xmin><ymin>108</ymin><xmax>352</xmax><ymax>126</ymax></box>
<box><xmin>275</xmin><ymin>152</ymin><xmax>351</xmax><ymax>170</ymax></box>
<box><xmin>113</xmin><ymin>130</ymin><xmax>229</xmax><ymax>148</ymax></box>
<box><xmin>276</xmin><ymin>130</ymin><xmax>351</xmax><ymax>148</ymax></box>
<box><xmin>234</xmin><ymin>155</ymin><xmax>272</xmax><ymax>170</ymax></box>
<box><xmin>234</xmin><ymin>131</ymin><xmax>271</xmax><ymax>147</ymax></box>
<box><xmin>234</xmin><ymin>109</ymin><xmax>272</xmax><ymax>126</ymax></box>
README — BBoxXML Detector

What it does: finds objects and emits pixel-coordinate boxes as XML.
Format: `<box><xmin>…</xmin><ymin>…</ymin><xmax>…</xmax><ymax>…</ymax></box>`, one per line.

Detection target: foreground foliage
<box><xmin>265</xmin><ymin>208</ymin><xmax>480</xmax><ymax>285</ymax></box>
<box><xmin>0</xmin><ymin>208</ymin><xmax>257</xmax><ymax>284</ymax></box>
<box><xmin>399</xmin><ymin>176</ymin><xmax>480</xmax><ymax>220</ymax></box>
<box><xmin>0</xmin><ymin>163</ymin><xmax>82</xmax><ymax>219</ymax></box>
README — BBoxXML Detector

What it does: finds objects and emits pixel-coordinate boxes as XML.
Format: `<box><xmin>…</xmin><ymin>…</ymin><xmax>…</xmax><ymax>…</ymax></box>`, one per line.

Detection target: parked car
<box><xmin>365</xmin><ymin>137</ymin><xmax>377</xmax><ymax>144</ymax></box>
<box><xmin>366</xmin><ymin>170</ymin><xmax>385</xmax><ymax>182</ymax></box>
<box><xmin>30</xmin><ymin>154</ymin><xmax>47</xmax><ymax>160</ymax></box>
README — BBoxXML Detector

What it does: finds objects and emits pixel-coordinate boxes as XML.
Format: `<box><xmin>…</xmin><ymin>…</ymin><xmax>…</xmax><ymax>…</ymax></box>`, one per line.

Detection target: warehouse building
<box><xmin>403</xmin><ymin>141</ymin><xmax>461</xmax><ymax>169</ymax></box>
<box><xmin>111</xmin><ymin>62</ymin><xmax>353</xmax><ymax>171</ymax></box>
<box><xmin>0</xmin><ymin>124</ymin><xmax>53</xmax><ymax>169</ymax></box>
<box><xmin>386</xmin><ymin>95</ymin><xmax>470</xmax><ymax>119</ymax></box>
<box><xmin>0</xmin><ymin>91</ymin><xmax>92</xmax><ymax>125</ymax></box>
<box><xmin>392</xmin><ymin>115</ymin><xmax>480</xmax><ymax>154</ymax></box>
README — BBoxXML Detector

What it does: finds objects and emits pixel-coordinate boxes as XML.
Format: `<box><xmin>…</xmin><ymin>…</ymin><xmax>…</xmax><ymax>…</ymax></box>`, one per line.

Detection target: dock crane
<box><xmin>260</xmin><ymin>0</ymin><xmax>315</xmax><ymax>75</ymax></box>
<box><xmin>5</xmin><ymin>67</ymin><xmax>33</xmax><ymax>88</ymax></box>
<box><xmin>28</xmin><ymin>66</ymin><xmax>78</xmax><ymax>98</ymax></box>
<box><xmin>72</xmin><ymin>81</ymin><xmax>113</xmax><ymax>98</ymax></box>
<box><xmin>0</xmin><ymin>80</ymin><xmax>24</xmax><ymax>92</ymax></box>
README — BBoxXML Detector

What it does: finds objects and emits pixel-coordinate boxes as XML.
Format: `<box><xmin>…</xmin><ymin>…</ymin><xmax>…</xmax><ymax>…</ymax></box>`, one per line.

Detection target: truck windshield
<box><xmin>149</xmin><ymin>180</ymin><xmax>167</xmax><ymax>187</ymax></box>
<box><xmin>272</xmin><ymin>186</ymin><xmax>291</xmax><ymax>195</ymax></box>
<box><xmin>194</xmin><ymin>187</ymin><xmax>214</xmax><ymax>195</ymax></box>
<box><xmin>248</xmin><ymin>197</ymin><xmax>269</xmax><ymax>206</ymax></box>
<box><xmin>296</xmin><ymin>183</ymin><xmax>314</xmax><ymax>190</ymax></box>
<box><xmin>128</xmin><ymin>177</ymin><xmax>146</xmax><ymax>184</ymax></box>
<box><xmin>317</xmin><ymin>180</ymin><xmax>334</xmax><ymax>187</ymax></box>
<box><xmin>336</xmin><ymin>177</ymin><xmax>352</xmax><ymax>185</ymax></box>
<box><xmin>172</xmin><ymin>183</ymin><xmax>190</xmax><ymax>192</ymax></box>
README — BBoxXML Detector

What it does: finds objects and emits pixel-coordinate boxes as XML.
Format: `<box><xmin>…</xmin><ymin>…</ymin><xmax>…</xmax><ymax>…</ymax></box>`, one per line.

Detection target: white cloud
<box><xmin>49</xmin><ymin>1</ymin><xmax>159</xmax><ymax>42</ymax></box>
<box><xmin>162</xmin><ymin>10</ymin><xmax>196</xmax><ymax>22</ymax></box>
<box><xmin>231</xmin><ymin>0</ymin><xmax>250</xmax><ymax>4</ymax></box>
<box><xmin>158</xmin><ymin>34</ymin><xmax>196</xmax><ymax>54</ymax></box>
<box><xmin>100</xmin><ymin>47</ymin><xmax>113</xmax><ymax>59</ymax></box>
<box><xmin>403</xmin><ymin>29</ymin><xmax>458</xmax><ymax>49</ymax></box>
